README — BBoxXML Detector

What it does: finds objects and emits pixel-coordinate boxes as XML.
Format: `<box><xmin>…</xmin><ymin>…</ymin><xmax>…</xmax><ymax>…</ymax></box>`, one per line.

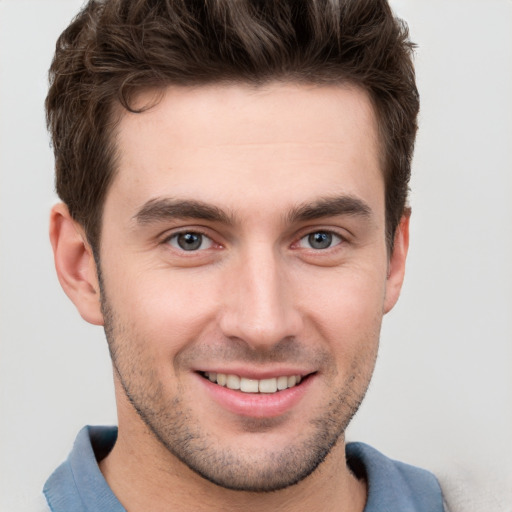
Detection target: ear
<box><xmin>49</xmin><ymin>203</ymin><xmax>104</xmax><ymax>325</ymax></box>
<box><xmin>383</xmin><ymin>212</ymin><xmax>410</xmax><ymax>314</ymax></box>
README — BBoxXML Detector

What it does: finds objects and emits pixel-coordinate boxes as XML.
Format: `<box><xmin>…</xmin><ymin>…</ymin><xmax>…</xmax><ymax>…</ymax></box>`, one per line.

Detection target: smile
<box><xmin>203</xmin><ymin>372</ymin><xmax>303</xmax><ymax>394</ymax></box>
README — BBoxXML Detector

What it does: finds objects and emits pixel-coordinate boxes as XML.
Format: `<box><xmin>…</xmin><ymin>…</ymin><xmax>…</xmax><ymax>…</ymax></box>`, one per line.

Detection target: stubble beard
<box><xmin>99</xmin><ymin>283</ymin><xmax>377</xmax><ymax>492</ymax></box>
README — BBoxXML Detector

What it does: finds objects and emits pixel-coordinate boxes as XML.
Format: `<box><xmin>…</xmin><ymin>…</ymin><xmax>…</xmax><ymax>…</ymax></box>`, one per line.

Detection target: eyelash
<box><xmin>296</xmin><ymin>231</ymin><xmax>344</xmax><ymax>251</ymax></box>
<box><xmin>164</xmin><ymin>231</ymin><xmax>216</xmax><ymax>252</ymax></box>
<box><xmin>162</xmin><ymin>228</ymin><xmax>346</xmax><ymax>253</ymax></box>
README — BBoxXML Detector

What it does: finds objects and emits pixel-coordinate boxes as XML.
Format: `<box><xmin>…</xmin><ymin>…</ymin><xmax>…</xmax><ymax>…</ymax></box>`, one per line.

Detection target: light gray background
<box><xmin>1</xmin><ymin>1</ymin><xmax>511</xmax><ymax>510</ymax></box>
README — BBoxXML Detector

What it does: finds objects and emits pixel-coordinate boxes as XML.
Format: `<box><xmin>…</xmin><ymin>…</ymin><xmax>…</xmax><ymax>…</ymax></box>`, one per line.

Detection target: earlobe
<box><xmin>49</xmin><ymin>203</ymin><xmax>104</xmax><ymax>326</ymax></box>
<box><xmin>383</xmin><ymin>213</ymin><xmax>410</xmax><ymax>314</ymax></box>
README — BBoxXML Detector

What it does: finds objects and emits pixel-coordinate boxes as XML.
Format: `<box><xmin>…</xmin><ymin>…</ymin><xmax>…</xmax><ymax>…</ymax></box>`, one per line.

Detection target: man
<box><xmin>42</xmin><ymin>0</ymin><xmax>445</xmax><ymax>510</ymax></box>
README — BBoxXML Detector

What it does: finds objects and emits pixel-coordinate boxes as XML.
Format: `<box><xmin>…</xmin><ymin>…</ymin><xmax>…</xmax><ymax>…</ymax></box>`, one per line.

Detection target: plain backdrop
<box><xmin>1</xmin><ymin>1</ymin><xmax>511</xmax><ymax>510</ymax></box>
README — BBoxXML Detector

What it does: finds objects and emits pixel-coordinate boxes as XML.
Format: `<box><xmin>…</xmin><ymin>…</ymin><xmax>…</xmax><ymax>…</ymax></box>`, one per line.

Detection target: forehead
<box><xmin>107</xmin><ymin>82</ymin><xmax>383</xmax><ymax>222</ymax></box>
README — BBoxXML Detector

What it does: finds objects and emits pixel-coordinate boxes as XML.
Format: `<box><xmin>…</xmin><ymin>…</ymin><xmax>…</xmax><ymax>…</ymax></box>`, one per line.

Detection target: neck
<box><xmin>99</xmin><ymin>420</ymin><xmax>366</xmax><ymax>512</ymax></box>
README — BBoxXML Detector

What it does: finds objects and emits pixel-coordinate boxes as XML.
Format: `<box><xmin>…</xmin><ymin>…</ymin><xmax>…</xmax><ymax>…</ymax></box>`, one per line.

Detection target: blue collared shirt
<box><xmin>43</xmin><ymin>426</ymin><xmax>444</xmax><ymax>511</ymax></box>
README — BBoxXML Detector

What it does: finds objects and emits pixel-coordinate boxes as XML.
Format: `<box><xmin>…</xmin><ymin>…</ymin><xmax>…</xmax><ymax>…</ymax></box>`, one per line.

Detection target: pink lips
<box><xmin>198</xmin><ymin>372</ymin><xmax>313</xmax><ymax>418</ymax></box>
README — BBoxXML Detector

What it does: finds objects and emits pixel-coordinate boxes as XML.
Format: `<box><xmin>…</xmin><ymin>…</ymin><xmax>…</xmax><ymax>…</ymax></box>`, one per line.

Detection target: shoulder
<box><xmin>346</xmin><ymin>442</ymin><xmax>445</xmax><ymax>512</ymax></box>
<box><xmin>346</xmin><ymin>442</ymin><xmax>512</xmax><ymax>512</ymax></box>
<box><xmin>43</xmin><ymin>426</ymin><xmax>122</xmax><ymax>512</ymax></box>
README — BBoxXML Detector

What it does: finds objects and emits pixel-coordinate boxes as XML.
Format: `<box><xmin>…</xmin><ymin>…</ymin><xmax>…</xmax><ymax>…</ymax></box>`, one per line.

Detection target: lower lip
<box><xmin>198</xmin><ymin>374</ymin><xmax>313</xmax><ymax>418</ymax></box>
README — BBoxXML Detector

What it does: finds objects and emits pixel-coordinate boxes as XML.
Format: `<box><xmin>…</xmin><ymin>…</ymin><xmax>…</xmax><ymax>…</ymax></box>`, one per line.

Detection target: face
<box><xmin>95</xmin><ymin>83</ymin><xmax>406</xmax><ymax>491</ymax></box>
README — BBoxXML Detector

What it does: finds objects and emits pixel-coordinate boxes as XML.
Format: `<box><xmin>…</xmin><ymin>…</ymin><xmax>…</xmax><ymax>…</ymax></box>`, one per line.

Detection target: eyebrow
<box><xmin>133</xmin><ymin>198</ymin><xmax>235</xmax><ymax>225</ymax></box>
<box><xmin>133</xmin><ymin>194</ymin><xmax>372</xmax><ymax>227</ymax></box>
<box><xmin>286</xmin><ymin>195</ymin><xmax>372</xmax><ymax>223</ymax></box>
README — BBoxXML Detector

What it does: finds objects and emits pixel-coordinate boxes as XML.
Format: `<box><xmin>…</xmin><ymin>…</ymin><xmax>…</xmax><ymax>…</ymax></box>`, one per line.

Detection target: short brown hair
<box><xmin>46</xmin><ymin>0</ymin><xmax>419</xmax><ymax>252</ymax></box>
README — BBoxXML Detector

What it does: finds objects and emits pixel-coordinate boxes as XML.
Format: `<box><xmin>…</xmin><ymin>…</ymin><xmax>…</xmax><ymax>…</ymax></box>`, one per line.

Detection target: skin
<box><xmin>50</xmin><ymin>82</ymin><xmax>409</xmax><ymax>512</ymax></box>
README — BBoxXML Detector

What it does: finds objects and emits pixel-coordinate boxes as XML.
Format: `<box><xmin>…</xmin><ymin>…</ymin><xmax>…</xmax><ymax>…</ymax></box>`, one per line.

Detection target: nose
<box><xmin>218</xmin><ymin>245</ymin><xmax>303</xmax><ymax>350</ymax></box>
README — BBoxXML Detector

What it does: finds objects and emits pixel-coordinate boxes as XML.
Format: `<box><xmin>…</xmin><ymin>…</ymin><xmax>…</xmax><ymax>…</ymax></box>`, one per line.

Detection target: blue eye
<box><xmin>298</xmin><ymin>231</ymin><xmax>342</xmax><ymax>250</ymax></box>
<box><xmin>168</xmin><ymin>232</ymin><xmax>213</xmax><ymax>251</ymax></box>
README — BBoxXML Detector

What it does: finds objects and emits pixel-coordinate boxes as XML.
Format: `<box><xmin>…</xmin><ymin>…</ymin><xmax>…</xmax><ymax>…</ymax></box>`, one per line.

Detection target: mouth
<box><xmin>198</xmin><ymin>370</ymin><xmax>315</xmax><ymax>418</ymax></box>
<box><xmin>201</xmin><ymin>372</ymin><xmax>307</xmax><ymax>394</ymax></box>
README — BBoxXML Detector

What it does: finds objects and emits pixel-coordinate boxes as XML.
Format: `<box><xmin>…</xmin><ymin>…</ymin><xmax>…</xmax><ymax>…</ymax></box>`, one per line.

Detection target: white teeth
<box><xmin>259</xmin><ymin>378</ymin><xmax>277</xmax><ymax>393</ymax></box>
<box><xmin>204</xmin><ymin>372</ymin><xmax>304</xmax><ymax>394</ymax></box>
<box><xmin>277</xmin><ymin>376</ymin><xmax>288</xmax><ymax>390</ymax></box>
<box><xmin>240</xmin><ymin>378</ymin><xmax>259</xmax><ymax>393</ymax></box>
<box><xmin>226</xmin><ymin>374</ymin><xmax>240</xmax><ymax>390</ymax></box>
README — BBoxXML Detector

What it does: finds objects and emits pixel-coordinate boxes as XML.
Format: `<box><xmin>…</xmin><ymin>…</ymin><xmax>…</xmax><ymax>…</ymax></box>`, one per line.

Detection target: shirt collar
<box><xmin>44</xmin><ymin>427</ymin><xmax>444</xmax><ymax>512</ymax></box>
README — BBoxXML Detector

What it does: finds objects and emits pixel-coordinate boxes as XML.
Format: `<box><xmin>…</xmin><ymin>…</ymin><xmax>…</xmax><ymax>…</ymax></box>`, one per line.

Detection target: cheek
<box><xmin>103</xmin><ymin>265</ymin><xmax>221</xmax><ymax>356</ymax></box>
<box><xmin>300</xmin><ymin>266</ymin><xmax>386</xmax><ymax>350</ymax></box>
<box><xmin>303</xmin><ymin>262</ymin><xmax>387</xmax><ymax>310</ymax></box>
